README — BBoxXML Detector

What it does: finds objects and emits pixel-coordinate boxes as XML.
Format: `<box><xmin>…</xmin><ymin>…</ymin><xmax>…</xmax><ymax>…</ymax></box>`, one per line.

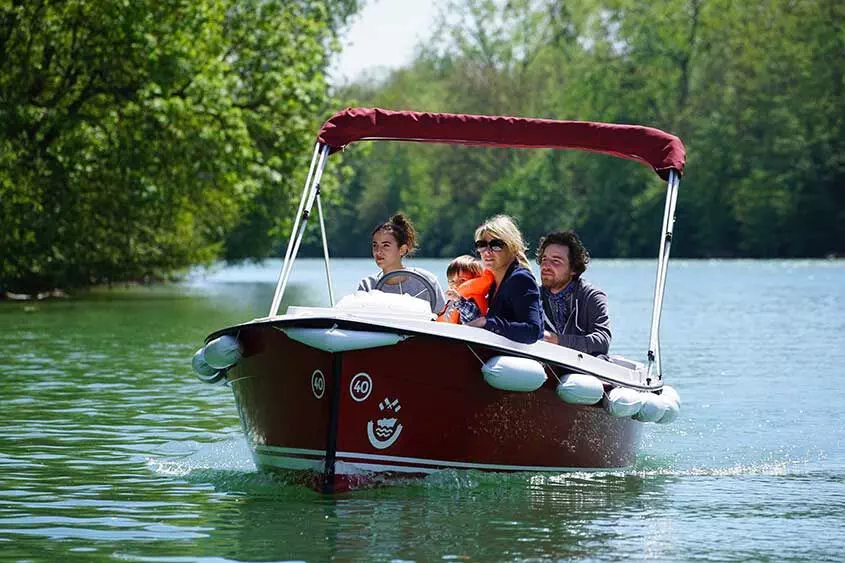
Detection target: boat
<box><xmin>191</xmin><ymin>108</ymin><xmax>686</xmax><ymax>493</ymax></box>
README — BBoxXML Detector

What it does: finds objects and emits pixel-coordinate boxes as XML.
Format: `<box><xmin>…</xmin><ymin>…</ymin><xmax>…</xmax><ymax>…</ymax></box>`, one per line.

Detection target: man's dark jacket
<box><xmin>541</xmin><ymin>277</ymin><xmax>611</xmax><ymax>356</ymax></box>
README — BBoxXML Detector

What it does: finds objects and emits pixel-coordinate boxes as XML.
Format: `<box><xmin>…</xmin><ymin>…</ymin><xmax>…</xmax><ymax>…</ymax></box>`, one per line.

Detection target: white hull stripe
<box><xmin>255</xmin><ymin>445</ymin><xmax>326</xmax><ymax>457</ymax></box>
<box><xmin>254</xmin><ymin>453</ymin><xmax>323</xmax><ymax>471</ymax></box>
<box><xmin>335</xmin><ymin>460</ymin><xmax>437</xmax><ymax>474</ymax></box>
<box><xmin>255</xmin><ymin>454</ymin><xmax>435</xmax><ymax>475</ymax></box>
<box><xmin>255</xmin><ymin>444</ymin><xmax>609</xmax><ymax>473</ymax></box>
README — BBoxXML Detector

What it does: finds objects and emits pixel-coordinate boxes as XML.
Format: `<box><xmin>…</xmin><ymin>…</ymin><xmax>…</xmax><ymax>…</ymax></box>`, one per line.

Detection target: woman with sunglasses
<box><xmin>464</xmin><ymin>215</ymin><xmax>544</xmax><ymax>344</ymax></box>
<box><xmin>357</xmin><ymin>213</ymin><xmax>446</xmax><ymax>313</ymax></box>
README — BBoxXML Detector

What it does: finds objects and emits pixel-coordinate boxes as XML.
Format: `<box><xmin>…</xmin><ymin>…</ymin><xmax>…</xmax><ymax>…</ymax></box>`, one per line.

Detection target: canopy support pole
<box><xmin>268</xmin><ymin>143</ymin><xmax>330</xmax><ymax>316</ymax></box>
<box><xmin>646</xmin><ymin>169</ymin><xmax>680</xmax><ymax>384</ymax></box>
<box><xmin>316</xmin><ymin>183</ymin><xmax>334</xmax><ymax>306</ymax></box>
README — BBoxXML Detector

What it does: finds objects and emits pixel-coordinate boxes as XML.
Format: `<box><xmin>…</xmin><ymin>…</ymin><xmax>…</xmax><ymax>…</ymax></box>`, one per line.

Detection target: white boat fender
<box><xmin>555</xmin><ymin>373</ymin><xmax>604</xmax><ymax>405</ymax></box>
<box><xmin>203</xmin><ymin>335</ymin><xmax>242</xmax><ymax>370</ymax></box>
<box><xmin>191</xmin><ymin>347</ymin><xmax>225</xmax><ymax>384</ymax></box>
<box><xmin>660</xmin><ymin>385</ymin><xmax>681</xmax><ymax>406</ymax></box>
<box><xmin>604</xmin><ymin>387</ymin><xmax>644</xmax><ymax>418</ymax></box>
<box><xmin>482</xmin><ymin>356</ymin><xmax>547</xmax><ymax>392</ymax></box>
<box><xmin>282</xmin><ymin>327</ymin><xmax>407</xmax><ymax>353</ymax></box>
<box><xmin>633</xmin><ymin>392</ymin><xmax>667</xmax><ymax>422</ymax></box>
<box><xmin>657</xmin><ymin>385</ymin><xmax>681</xmax><ymax>424</ymax></box>
<box><xmin>658</xmin><ymin>400</ymin><xmax>680</xmax><ymax>424</ymax></box>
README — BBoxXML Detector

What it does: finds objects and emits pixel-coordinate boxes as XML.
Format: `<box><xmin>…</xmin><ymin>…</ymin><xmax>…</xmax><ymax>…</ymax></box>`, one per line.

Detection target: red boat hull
<box><xmin>228</xmin><ymin>324</ymin><xmax>641</xmax><ymax>493</ymax></box>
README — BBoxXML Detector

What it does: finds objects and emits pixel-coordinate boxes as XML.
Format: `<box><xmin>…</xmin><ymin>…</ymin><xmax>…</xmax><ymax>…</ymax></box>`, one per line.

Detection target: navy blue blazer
<box><xmin>483</xmin><ymin>260</ymin><xmax>544</xmax><ymax>344</ymax></box>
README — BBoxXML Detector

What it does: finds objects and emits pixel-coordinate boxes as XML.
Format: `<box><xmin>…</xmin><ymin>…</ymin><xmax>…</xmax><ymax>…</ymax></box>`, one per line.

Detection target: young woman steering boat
<box><xmin>357</xmin><ymin>213</ymin><xmax>446</xmax><ymax>314</ymax></box>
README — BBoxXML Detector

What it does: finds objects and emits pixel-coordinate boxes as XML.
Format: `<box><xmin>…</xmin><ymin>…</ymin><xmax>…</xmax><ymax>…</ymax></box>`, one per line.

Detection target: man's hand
<box><xmin>543</xmin><ymin>331</ymin><xmax>559</xmax><ymax>344</ymax></box>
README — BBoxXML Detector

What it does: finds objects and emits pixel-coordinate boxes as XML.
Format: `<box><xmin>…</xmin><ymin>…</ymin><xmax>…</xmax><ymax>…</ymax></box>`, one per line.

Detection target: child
<box><xmin>446</xmin><ymin>255</ymin><xmax>483</xmax><ymax>292</ymax></box>
<box><xmin>438</xmin><ymin>255</ymin><xmax>493</xmax><ymax>324</ymax></box>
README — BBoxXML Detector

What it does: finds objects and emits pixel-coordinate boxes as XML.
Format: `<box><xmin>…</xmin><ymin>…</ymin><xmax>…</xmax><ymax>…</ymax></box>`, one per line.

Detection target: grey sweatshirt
<box><xmin>541</xmin><ymin>277</ymin><xmax>611</xmax><ymax>356</ymax></box>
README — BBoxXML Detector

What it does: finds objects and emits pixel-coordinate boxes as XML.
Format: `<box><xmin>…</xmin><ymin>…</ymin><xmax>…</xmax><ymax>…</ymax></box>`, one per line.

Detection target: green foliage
<box><xmin>3</xmin><ymin>0</ymin><xmax>840</xmax><ymax>293</ymax></box>
<box><xmin>326</xmin><ymin>0</ymin><xmax>843</xmax><ymax>259</ymax></box>
<box><xmin>0</xmin><ymin>0</ymin><xmax>358</xmax><ymax>293</ymax></box>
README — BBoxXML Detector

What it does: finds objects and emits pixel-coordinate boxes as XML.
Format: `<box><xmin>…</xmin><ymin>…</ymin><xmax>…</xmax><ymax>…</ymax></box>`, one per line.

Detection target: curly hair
<box><xmin>536</xmin><ymin>231</ymin><xmax>590</xmax><ymax>276</ymax></box>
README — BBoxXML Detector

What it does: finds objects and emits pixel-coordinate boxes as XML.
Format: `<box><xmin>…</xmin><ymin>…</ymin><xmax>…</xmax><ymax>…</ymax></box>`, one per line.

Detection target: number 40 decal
<box><xmin>311</xmin><ymin>370</ymin><xmax>325</xmax><ymax>399</ymax></box>
<box><xmin>349</xmin><ymin>373</ymin><xmax>372</xmax><ymax>402</ymax></box>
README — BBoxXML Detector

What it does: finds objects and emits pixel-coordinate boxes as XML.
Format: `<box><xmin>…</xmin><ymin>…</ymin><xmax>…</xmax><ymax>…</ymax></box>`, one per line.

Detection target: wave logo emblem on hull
<box><xmin>311</xmin><ymin>369</ymin><xmax>325</xmax><ymax>399</ymax></box>
<box><xmin>367</xmin><ymin>397</ymin><xmax>403</xmax><ymax>450</ymax></box>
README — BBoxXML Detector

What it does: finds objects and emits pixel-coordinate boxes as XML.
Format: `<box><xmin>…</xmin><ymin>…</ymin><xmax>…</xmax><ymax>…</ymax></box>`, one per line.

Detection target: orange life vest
<box><xmin>437</xmin><ymin>269</ymin><xmax>494</xmax><ymax>323</ymax></box>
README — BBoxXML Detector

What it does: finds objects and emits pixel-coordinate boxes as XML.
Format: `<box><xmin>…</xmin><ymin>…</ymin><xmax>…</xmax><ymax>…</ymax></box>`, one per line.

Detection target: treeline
<box><xmin>314</xmin><ymin>0</ymin><xmax>843</xmax><ymax>260</ymax></box>
<box><xmin>1</xmin><ymin>0</ymin><xmax>359</xmax><ymax>295</ymax></box>
<box><xmin>2</xmin><ymin>0</ymin><xmax>842</xmax><ymax>295</ymax></box>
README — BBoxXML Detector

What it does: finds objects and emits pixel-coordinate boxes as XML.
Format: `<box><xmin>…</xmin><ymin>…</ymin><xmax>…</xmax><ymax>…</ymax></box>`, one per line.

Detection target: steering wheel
<box><xmin>374</xmin><ymin>269</ymin><xmax>439</xmax><ymax>312</ymax></box>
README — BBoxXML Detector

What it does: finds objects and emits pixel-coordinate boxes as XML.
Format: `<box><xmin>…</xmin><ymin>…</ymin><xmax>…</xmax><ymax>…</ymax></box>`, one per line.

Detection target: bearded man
<box><xmin>537</xmin><ymin>231</ymin><xmax>611</xmax><ymax>356</ymax></box>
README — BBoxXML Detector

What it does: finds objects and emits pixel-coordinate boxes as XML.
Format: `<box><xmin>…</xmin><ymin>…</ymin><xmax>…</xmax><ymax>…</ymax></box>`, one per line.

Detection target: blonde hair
<box><xmin>474</xmin><ymin>214</ymin><xmax>530</xmax><ymax>268</ymax></box>
<box><xmin>447</xmin><ymin>255</ymin><xmax>483</xmax><ymax>279</ymax></box>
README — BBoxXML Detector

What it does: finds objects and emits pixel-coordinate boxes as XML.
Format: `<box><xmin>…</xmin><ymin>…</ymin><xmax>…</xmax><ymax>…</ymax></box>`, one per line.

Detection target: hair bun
<box><xmin>371</xmin><ymin>212</ymin><xmax>417</xmax><ymax>255</ymax></box>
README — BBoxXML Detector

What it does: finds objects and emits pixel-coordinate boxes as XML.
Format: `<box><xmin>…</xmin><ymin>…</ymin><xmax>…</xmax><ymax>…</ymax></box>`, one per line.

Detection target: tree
<box><xmin>331</xmin><ymin>0</ymin><xmax>843</xmax><ymax>258</ymax></box>
<box><xmin>0</xmin><ymin>0</ymin><xmax>359</xmax><ymax>294</ymax></box>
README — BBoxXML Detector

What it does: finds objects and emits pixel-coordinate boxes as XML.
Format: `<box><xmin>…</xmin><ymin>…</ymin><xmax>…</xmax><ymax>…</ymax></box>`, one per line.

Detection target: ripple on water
<box><xmin>1</xmin><ymin>259</ymin><xmax>844</xmax><ymax>561</ymax></box>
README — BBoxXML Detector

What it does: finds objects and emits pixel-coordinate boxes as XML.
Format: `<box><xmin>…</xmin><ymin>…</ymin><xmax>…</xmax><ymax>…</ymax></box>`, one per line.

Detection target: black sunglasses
<box><xmin>474</xmin><ymin>238</ymin><xmax>507</xmax><ymax>253</ymax></box>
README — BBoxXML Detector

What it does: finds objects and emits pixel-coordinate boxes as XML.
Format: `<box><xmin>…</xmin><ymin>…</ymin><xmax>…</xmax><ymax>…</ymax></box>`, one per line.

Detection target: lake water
<box><xmin>2</xmin><ymin>258</ymin><xmax>844</xmax><ymax>562</ymax></box>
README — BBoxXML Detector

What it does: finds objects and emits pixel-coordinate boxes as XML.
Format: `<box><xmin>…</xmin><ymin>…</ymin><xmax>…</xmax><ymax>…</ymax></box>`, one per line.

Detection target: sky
<box><xmin>331</xmin><ymin>0</ymin><xmax>439</xmax><ymax>84</ymax></box>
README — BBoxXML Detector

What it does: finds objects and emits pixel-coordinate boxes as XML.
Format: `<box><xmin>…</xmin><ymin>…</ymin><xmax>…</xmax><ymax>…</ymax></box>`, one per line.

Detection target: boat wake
<box><xmin>143</xmin><ymin>434</ymin><xmax>316</xmax><ymax>497</ymax></box>
<box><xmin>144</xmin><ymin>435</ymin><xmax>818</xmax><ymax>496</ymax></box>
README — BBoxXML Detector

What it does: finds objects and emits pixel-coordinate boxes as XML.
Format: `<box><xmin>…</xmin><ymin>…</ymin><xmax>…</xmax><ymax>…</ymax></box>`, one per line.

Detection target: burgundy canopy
<box><xmin>317</xmin><ymin>107</ymin><xmax>685</xmax><ymax>179</ymax></box>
